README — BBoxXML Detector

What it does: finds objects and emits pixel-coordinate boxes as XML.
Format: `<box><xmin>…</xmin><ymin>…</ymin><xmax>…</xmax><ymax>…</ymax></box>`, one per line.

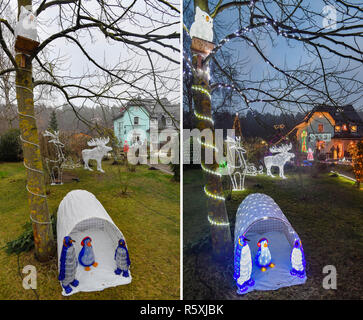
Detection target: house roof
<box><xmin>296</xmin><ymin>104</ymin><xmax>363</xmax><ymax>139</ymax></box>
<box><xmin>112</xmin><ymin>97</ymin><xmax>179</xmax><ymax>123</ymax></box>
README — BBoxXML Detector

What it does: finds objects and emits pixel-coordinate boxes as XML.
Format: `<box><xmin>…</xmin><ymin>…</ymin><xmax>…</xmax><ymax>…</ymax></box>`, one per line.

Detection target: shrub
<box><xmin>6</xmin><ymin>215</ymin><xmax>57</xmax><ymax>255</ymax></box>
<box><xmin>0</xmin><ymin>129</ymin><xmax>23</xmax><ymax>162</ymax></box>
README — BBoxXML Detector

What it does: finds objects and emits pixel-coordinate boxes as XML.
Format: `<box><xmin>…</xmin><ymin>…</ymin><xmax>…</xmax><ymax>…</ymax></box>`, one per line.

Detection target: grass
<box><xmin>0</xmin><ymin>160</ymin><xmax>179</xmax><ymax>300</ymax></box>
<box><xmin>183</xmin><ymin>167</ymin><xmax>363</xmax><ymax>300</ymax></box>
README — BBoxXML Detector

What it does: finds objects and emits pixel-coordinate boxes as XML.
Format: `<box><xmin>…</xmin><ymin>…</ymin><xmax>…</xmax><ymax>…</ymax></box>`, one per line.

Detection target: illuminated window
<box><xmin>342</xmin><ymin>124</ymin><xmax>348</xmax><ymax>131</ymax></box>
<box><xmin>351</xmin><ymin>125</ymin><xmax>357</xmax><ymax>133</ymax></box>
<box><xmin>335</xmin><ymin>125</ymin><xmax>341</xmax><ymax>132</ymax></box>
<box><xmin>318</xmin><ymin>124</ymin><xmax>324</xmax><ymax>133</ymax></box>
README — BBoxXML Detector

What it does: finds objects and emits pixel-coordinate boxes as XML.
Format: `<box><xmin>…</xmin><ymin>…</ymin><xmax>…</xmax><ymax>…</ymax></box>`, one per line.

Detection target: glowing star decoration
<box><xmin>189</xmin><ymin>6</ymin><xmax>214</xmax><ymax>43</ymax></box>
<box><xmin>234</xmin><ymin>235</ymin><xmax>254</xmax><ymax>294</ymax></box>
<box><xmin>15</xmin><ymin>6</ymin><xmax>38</xmax><ymax>41</ymax></box>
<box><xmin>226</xmin><ymin>136</ymin><xmax>263</xmax><ymax>191</ymax></box>
<box><xmin>301</xmin><ymin>130</ymin><xmax>308</xmax><ymax>153</ymax></box>
<box><xmin>290</xmin><ymin>240</ymin><xmax>306</xmax><ymax>278</ymax></box>
<box><xmin>43</xmin><ymin>130</ymin><xmax>65</xmax><ymax>185</ymax></box>
<box><xmin>264</xmin><ymin>143</ymin><xmax>295</xmax><ymax>179</ymax></box>
<box><xmin>307</xmin><ymin>148</ymin><xmax>314</xmax><ymax>161</ymax></box>
<box><xmin>256</xmin><ymin>238</ymin><xmax>275</xmax><ymax>272</ymax></box>
<box><xmin>82</xmin><ymin>137</ymin><xmax>112</xmax><ymax>173</ymax></box>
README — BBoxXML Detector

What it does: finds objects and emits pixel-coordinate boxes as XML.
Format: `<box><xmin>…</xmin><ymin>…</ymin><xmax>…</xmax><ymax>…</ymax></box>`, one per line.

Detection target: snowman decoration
<box><xmin>290</xmin><ymin>240</ymin><xmax>306</xmax><ymax>278</ymax></box>
<box><xmin>189</xmin><ymin>7</ymin><xmax>214</xmax><ymax>43</ymax></box>
<box><xmin>255</xmin><ymin>238</ymin><xmax>275</xmax><ymax>272</ymax></box>
<box><xmin>234</xmin><ymin>235</ymin><xmax>254</xmax><ymax>294</ymax></box>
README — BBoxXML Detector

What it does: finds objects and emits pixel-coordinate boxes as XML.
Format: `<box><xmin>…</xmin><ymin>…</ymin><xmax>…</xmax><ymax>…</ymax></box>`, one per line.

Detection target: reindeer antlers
<box><xmin>44</xmin><ymin>130</ymin><xmax>59</xmax><ymax>139</ymax></box>
<box><xmin>269</xmin><ymin>143</ymin><xmax>292</xmax><ymax>153</ymax></box>
<box><xmin>44</xmin><ymin>130</ymin><xmax>64</xmax><ymax>146</ymax></box>
<box><xmin>87</xmin><ymin>137</ymin><xmax>110</xmax><ymax>147</ymax></box>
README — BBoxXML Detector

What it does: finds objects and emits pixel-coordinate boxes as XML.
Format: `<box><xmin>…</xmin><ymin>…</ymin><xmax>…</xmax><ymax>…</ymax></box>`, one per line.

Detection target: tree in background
<box><xmin>48</xmin><ymin>110</ymin><xmax>58</xmax><ymax>132</ymax></box>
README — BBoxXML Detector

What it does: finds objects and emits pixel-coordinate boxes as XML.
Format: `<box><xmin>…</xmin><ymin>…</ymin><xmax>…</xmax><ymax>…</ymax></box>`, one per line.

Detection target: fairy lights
<box><xmin>208</xmin><ymin>215</ymin><xmax>230</xmax><ymax>226</ymax></box>
<box><xmin>194</xmin><ymin>110</ymin><xmax>214</xmax><ymax>125</ymax></box>
<box><xmin>191</xmin><ymin>84</ymin><xmax>211</xmax><ymax>100</ymax></box>
<box><xmin>197</xmin><ymin>137</ymin><xmax>219</xmax><ymax>152</ymax></box>
<box><xmin>201</xmin><ymin>162</ymin><xmax>222</xmax><ymax>177</ymax></box>
<box><xmin>15</xmin><ymin>80</ymin><xmax>52</xmax><ymax>227</ymax></box>
<box><xmin>204</xmin><ymin>186</ymin><xmax>225</xmax><ymax>201</ymax></box>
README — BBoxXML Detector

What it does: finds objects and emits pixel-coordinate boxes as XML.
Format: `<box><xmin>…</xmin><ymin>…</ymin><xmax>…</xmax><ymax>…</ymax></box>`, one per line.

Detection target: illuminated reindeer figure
<box><xmin>264</xmin><ymin>143</ymin><xmax>295</xmax><ymax>179</ymax></box>
<box><xmin>82</xmin><ymin>137</ymin><xmax>112</xmax><ymax>173</ymax></box>
<box><xmin>43</xmin><ymin>130</ymin><xmax>65</xmax><ymax>185</ymax></box>
<box><xmin>226</xmin><ymin>136</ymin><xmax>263</xmax><ymax>191</ymax></box>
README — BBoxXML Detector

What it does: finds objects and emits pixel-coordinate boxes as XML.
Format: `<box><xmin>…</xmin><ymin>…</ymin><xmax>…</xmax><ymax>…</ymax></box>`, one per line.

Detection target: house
<box><xmin>292</xmin><ymin>105</ymin><xmax>363</xmax><ymax>160</ymax></box>
<box><xmin>113</xmin><ymin>97</ymin><xmax>179</xmax><ymax>148</ymax></box>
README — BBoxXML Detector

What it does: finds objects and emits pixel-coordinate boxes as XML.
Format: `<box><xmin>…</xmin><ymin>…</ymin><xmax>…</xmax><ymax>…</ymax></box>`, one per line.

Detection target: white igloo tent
<box><xmin>57</xmin><ymin>190</ymin><xmax>131</xmax><ymax>296</ymax></box>
<box><xmin>234</xmin><ymin>193</ymin><xmax>306</xmax><ymax>295</ymax></box>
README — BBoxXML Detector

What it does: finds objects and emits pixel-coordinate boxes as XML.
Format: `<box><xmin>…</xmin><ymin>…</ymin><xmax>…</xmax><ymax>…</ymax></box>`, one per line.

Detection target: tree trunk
<box><xmin>15</xmin><ymin>0</ymin><xmax>55</xmax><ymax>261</ymax></box>
<box><xmin>191</xmin><ymin>0</ymin><xmax>232</xmax><ymax>260</ymax></box>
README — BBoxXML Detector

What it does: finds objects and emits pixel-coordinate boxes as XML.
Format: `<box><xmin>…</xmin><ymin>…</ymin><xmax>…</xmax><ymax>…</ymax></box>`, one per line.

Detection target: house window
<box><xmin>351</xmin><ymin>125</ymin><xmax>357</xmax><ymax>133</ymax></box>
<box><xmin>335</xmin><ymin>125</ymin><xmax>341</xmax><ymax>132</ymax></box>
<box><xmin>166</xmin><ymin>118</ymin><xmax>172</xmax><ymax>125</ymax></box>
<box><xmin>161</xmin><ymin>115</ymin><xmax>166</xmax><ymax>127</ymax></box>
<box><xmin>150</xmin><ymin>118</ymin><xmax>157</xmax><ymax>127</ymax></box>
<box><xmin>318</xmin><ymin>124</ymin><xmax>324</xmax><ymax>133</ymax></box>
<box><xmin>342</xmin><ymin>124</ymin><xmax>348</xmax><ymax>131</ymax></box>
<box><xmin>134</xmin><ymin>117</ymin><xmax>139</xmax><ymax>125</ymax></box>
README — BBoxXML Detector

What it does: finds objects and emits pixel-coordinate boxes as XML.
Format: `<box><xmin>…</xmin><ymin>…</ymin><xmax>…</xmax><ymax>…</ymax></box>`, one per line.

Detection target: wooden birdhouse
<box><xmin>15</xmin><ymin>35</ymin><xmax>39</xmax><ymax>55</ymax></box>
<box><xmin>191</xmin><ymin>37</ymin><xmax>214</xmax><ymax>55</ymax></box>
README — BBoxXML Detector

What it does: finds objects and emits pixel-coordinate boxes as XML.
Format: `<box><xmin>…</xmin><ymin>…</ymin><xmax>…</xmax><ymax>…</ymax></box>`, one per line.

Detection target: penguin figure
<box><xmin>58</xmin><ymin>236</ymin><xmax>79</xmax><ymax>294</ymax></box>
<box><xmin>78</xmin><ymin>236</ymin><xmax>98</xmax><ymax>271</ymax></box>
<box><xmin>256</xmin><ymin>238</ymin><xmax>275</xmax><ymax>272</ymax></box>
<box><xmin>114</xmin><ymin>239</ymin><xmax>131</xmax><ymax>277</ymax></box>
<box><xmin>234</xmin><ymin>235</ymin><xmax>254</xmax><ymax>294</ymax></box>
<box><xmin>290</xmin><ymin>239</ymin><xmax>305</xmax><ymax>278</ymax></box>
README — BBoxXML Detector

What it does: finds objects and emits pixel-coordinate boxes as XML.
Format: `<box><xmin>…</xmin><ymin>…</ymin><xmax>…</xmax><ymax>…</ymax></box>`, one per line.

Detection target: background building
<box><xmin>113</xmin><ymin>97</ymin><xmax>179</xmax><ymax>149</ymax></box>
<box><xmin>292</xmin><ymin>105</ymin><xmax>363</xmax><ymax>160</ymax></box>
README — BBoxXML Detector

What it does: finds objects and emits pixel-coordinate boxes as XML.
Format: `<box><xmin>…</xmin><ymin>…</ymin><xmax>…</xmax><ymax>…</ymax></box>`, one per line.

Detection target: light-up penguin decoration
<box><xmin>234</xmin><ymin>235</ymin><xmax>254</xmax><ymax>294</ymax></box>
<box><xmin>256</xmin><ymin>238</ymin><xmax>275</xmax><ymax>272</ymax></box>
<box><xmin>290</xmin><ymin>240</ymin><xmax>306</xmax><ymax>278</ymax></box>
<box><xmin>189</xmin><ymin>6</ymin><xmax>214</xmax><ymax>43</ymax></box>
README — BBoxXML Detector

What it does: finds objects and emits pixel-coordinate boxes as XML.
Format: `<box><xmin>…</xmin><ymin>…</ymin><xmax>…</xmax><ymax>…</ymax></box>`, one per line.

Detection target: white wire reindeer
<box><xmin>82</xmin><ymin>137</ymin><xmax>112</xmax><ymax>173</ymax></box>
<box><xmin>226</xmin><ymin>136</ymin><xmax>263</xmax><ymax>191</ymax></box>
<box><xmin>264</xmin><ymin>143</ymin><xmax>295</xmax><ymax>179</ymax></box>
<box><xmin>43</xmin><ymin>130</ymin><xmax>65</xmax><ymax>185</ymax></box>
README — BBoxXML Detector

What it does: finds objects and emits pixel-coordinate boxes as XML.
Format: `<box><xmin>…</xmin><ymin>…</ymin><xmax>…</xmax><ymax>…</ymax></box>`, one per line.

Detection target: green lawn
<box><xmin>183</xmin><ymin>167</ymin><xmax>363</xmax><ymax>300</ymax></box>
<box><xmin>0</xmin><ymin>160</ymin><xmax>179</xmax><ymax>300</ymax></box>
